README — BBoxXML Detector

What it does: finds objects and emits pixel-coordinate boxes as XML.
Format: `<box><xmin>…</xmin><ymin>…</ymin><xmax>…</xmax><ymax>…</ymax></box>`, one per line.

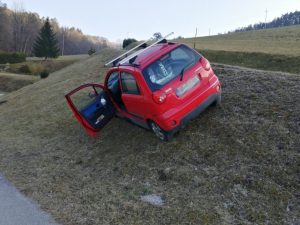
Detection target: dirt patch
<box><xmin>0</xmin><ymin>49</ymin><xmax>299</xmax><ymax>225</ymax></box>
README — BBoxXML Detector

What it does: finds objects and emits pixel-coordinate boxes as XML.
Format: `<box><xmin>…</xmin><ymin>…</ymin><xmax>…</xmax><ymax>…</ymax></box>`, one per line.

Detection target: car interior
<box><xmin>80</xmin><ymin>91</ymin><xmax>115</xmax><ymax>129</ymax></box>
<box><xmin>107</xmin><ymin>72</ymin><xmax>126</xmax><ymax>110</ymax></box>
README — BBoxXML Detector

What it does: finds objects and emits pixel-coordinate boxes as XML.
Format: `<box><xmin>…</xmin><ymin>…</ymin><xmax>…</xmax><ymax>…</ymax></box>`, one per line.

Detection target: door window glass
<box><xmin>107</xmin><ymin>71</ymin><xmax>119</xmax><ymax>90</ymax></box>
<box><xmin>121</xmin><ymin>72</ymin><xmax>140</xmax><ymax>95</ymax></box>
<box><xmin>70</xmin><ymin>86</ymin><xmax>103</xmax><ymax>111</ymax></box>
<box><xmin>68</xmin><ymin>85</ymin><xmax>115</xmax><ymax>129</ymax></box>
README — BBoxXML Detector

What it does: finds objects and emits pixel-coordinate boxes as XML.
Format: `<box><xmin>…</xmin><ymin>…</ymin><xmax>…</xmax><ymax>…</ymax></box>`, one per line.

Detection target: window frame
<box><xmin>142</xmin><ymin>45</ymin><xmax>201</xmax><ymax>91</ymax></box>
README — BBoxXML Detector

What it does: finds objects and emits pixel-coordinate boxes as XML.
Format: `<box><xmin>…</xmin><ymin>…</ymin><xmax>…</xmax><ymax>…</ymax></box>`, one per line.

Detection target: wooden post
<box><xmin>193</xmin><ymin>28</ymin><xmax>198</xmax><ymax>49</ymax></box>
<box><xmin>62</xmin><ymin>30</ymin><xmax>65</xmax><ymax>56</ymax></box>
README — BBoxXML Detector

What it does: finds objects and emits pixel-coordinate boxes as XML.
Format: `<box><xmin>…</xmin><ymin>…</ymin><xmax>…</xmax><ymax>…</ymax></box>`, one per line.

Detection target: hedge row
<box><xmin>0</xmin><ymin>52</ymin><xmax>26</xmax><ymax>64</ymax></box>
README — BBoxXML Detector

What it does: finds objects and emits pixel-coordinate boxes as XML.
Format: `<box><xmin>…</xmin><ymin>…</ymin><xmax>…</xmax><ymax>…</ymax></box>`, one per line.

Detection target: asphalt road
<box><xmin>0</xmin><ymin>174</ymin><xmax>58</xmax><ymax>225</ymax></box>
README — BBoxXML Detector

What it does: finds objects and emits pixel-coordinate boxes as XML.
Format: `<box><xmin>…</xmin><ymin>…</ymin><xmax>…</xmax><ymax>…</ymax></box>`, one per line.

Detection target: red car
<box><xmin>65</xmin><ymin>33</ymin><xmax>221</xmax><ymax>141</ymax></box>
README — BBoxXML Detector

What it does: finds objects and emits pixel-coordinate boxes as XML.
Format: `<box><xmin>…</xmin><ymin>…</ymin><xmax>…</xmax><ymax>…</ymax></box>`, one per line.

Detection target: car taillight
<box><xmin>201</xmin><ymin>57</ymin><xmax>211</xmax><ymax>71</ymax></box>
<box><xmin>152</xmin><ymin>90</ymin><xmax>166</xmax><ymax>104</ymax></box>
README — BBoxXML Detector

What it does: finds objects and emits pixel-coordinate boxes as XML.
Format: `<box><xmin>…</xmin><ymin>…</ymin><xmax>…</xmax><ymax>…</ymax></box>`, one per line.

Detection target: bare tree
<box><xmin>11</xmin><ymin>1</ymin><xmax>25</xmax><ymax>52</ymax></box>
<box><xmin>11</xmin><ymin>1</ymin><xmax>40</xmax><ymax>54</ymax></box>
<box><xmin>22</xmin><ymin>13</ymin><xmax>41</xmax><ymax>53</ymax></box>
<box><xmin>0</xmin><ymin>2</ymin><xmax>108</xmax><ymax>55</ymax></box>
<box><xmin>0</xmin><ymin>4</ymin><xmax>12</xmax><ymax>51</ymax></box>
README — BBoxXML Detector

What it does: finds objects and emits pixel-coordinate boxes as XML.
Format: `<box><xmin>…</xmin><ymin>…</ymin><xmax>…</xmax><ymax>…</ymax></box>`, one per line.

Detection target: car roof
<box><xmin>120</xmin><ymin>42</ymin><xmax>181</xmax><ymax>70</ymax></box>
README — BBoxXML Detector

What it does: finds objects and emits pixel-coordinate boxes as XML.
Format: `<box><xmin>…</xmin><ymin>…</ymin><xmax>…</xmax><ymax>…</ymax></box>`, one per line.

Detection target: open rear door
<box><xmin>65</xmin><ymin>84</ymin><xmax>115</xmax><ymax>137</ymax></box>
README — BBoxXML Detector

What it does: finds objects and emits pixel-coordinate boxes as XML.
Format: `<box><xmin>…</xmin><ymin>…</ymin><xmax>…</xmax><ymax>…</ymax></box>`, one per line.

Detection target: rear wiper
<box><xmin>180</xmin><ymin>63</ymin><xmax>192</xmax><ymax>81</ymax></box>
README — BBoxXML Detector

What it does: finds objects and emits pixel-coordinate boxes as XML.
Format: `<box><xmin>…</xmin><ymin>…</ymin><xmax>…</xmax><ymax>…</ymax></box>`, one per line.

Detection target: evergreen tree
<box><xmin>233</xmin><ymin>11</ymin><xmax>300</xmax><ymax>33</ymax></box>
<box><xmin>153</xmin><ymin>32</ymin><xmax>162</xmax><ymax>40</ymax></box>
<box><xmin>122</xmin><ymin>38</ymin><xmax>137</xmax><ymax>49</ymax></box>
<box><xmin>33</xmin><ymin>18</ymin><xmax>59</xmax><ymax>59</ymax></box>
<box><xmin>88</xmin><ymin>46</ymin><xmax>96</xmax><ymax>55</ymax></box>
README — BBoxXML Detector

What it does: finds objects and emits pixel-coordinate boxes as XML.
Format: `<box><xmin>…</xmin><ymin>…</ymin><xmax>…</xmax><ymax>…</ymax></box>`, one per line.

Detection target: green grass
<box><xmin>176</xmin><ymin>25</ymin><xmax>300</xmax><ymax>74</ymax></box>
<box><xmin>179</xmin><ymin>25</ymin><xmax>300</xmax><ymax>56</ymax></box>
<box><xmin>198</xmin><ymin>49</ymin><xmax>300</xmax><ymax>74</ymax></box>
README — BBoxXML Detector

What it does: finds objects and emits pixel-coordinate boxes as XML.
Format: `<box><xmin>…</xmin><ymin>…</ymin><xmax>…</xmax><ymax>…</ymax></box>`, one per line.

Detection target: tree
<box><xmin>153</xmin><ymin>32</ymin><xmax>162</xmax><ymax>40</ymax></box>
<box><xmin>88</xmin><ymin>46</ymin><xmax>96</xmax><ymax>55</ymax></box>
<box><xmin>233</xmin><ymin>10</ymin><xmax>300</xmax><ymax>33</ymax></box>
<box><xmin>0</xmin><ymin>4</ymin><xmax>11</xmax><ymax>52</ymax></box>
<box><xmin>0</xmin><ymin>0</ymin><xmax>7</xmax><ymax>8</ymax></box>
<box><xmin>33</xmin><ymin>18</ymin><xmax>59</xmax><ymax>59</ymax></box>
<box><xmin>122</xmin><ymin>38</ymin><xmax>137</xmax><ymax>49</ymax></box>
<box><xmin>0</xmin><ymin>7</ymin><xmax>108</xmax><ymax>55</ymax></box>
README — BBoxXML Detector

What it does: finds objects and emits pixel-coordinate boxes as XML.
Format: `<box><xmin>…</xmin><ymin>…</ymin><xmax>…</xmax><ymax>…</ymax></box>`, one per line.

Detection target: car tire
<box><xmin>149</xmin><ymin>121</ymin><xmax>172</xmax><ymax>141</ymax></box>
<box><xmin>211</xmin><ymin>94</ymin><xmax>221</xmax><ymax>107</ymax></box>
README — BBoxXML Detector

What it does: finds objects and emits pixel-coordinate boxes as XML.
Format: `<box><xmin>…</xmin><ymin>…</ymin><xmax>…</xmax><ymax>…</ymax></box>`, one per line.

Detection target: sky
<box><xmin>6</xmin><ymin>0</ymin><xmax>300</xmax><ymax>42</ymax></box>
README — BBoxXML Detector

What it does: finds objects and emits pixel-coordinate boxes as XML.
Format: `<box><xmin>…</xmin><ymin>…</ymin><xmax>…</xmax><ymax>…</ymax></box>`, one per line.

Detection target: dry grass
<box><xmin>8</xmin><ymin>54</ymin><xmax>89</xmax><ymax>75</ymax></box>
<box><xmin>27</xmin><ymin>55</ymin><xmax>89</xmax><ymax>61</ymax></box>
<box><xmin>0</xmin><ymin>55</ymin><xmax>88</xmax><ymax>92</ymax></box>
<box><xmin>178</xmin><ymin>25</ymin><xmax>300</xmax><ymax>56</ymax></box>
<box><xmin>0</xmin><ymin>72</ymin><xmax>39</xmax><ymax>92</ymax></box>
<box><xmin>195</xmin><ymin>50</ymin><xmax>300</xmax><ymax>74</ymax></box>
<box><xmin>176</xmin><ymin>25</ymin><xmax>300</xmax><ymax>74</ymax></box>
<box><xmin>0</xmin><ymin>50</ymin><xmax>299</xmax><ymax>225</ymax></box>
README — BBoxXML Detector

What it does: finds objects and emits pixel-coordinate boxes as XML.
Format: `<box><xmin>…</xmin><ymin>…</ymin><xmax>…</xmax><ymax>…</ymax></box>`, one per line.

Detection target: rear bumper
<box><xmin>168</xmin><ymin>93</ymin><xmax>220</xmax><ymax>134</ymax></box>
<box><xmin>153</xmin><ymin>80</ymin><xmax>221</xmax><ymax>133</ymax></box>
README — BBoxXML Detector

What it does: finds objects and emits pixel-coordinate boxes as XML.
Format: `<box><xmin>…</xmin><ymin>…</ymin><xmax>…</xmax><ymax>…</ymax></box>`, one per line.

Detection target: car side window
<box><xmin>107</xmin><ymin>71</ymin><xmax>119</xmax><ymax>90</ymax></box>
<box><xmin>108</xmin><ymin>71</ymin><xmax>119</xmax><ymax>84</ymax></box>
<box><xmin>121</xmin><ymin>72</ymin><xmax>140</xmax><ymax>95</ymax></box>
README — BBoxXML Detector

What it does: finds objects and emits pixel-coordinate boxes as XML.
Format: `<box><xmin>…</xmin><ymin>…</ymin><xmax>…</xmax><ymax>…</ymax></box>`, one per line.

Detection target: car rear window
<box><xmin>142</xmin><ymin>45</ymin><xmax>201</xmax><ymax>91</ymax></box>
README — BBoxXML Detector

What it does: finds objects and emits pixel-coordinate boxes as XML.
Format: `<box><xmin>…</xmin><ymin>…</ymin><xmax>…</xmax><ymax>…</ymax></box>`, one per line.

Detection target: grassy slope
<box><xmin>198</xmin><ymin>50</ymin><xmax>300</xmax><ymax>74</ymax></box>
<box><xmin>178</xmin><ymin>25</ymin><xmax>300</xmax><ymax>73</ymax></box>
<box><xmin>180</xmin><ymin>25</ymin><xmax>300</xmax><ymax>56</ymax></box>
<box><xmin>8</xmin><ymin>55</ymin><xmax>89</xmax><ymax>75</ymax></box>
<box><xmin>0</xmin><ymin>50</ymin><xmax>299</xmax><ymax>225</ymax></box>
<box><xmin>0</xmin><ymin>72</ymin><xmax>39</xmax><ymax>92</ymax></box>
<box><xmin>0</xmin><ymin>55</ymin><xmax>89</xmax><ymax>93</ymax></box>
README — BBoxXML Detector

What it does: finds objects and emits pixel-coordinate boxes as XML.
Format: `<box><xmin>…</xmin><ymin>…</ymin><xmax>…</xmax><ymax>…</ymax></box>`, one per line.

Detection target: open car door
<box><xmin>65</xmin><ymin>84</ymin><xmax>115</xmax><ymax>137</ymax></box>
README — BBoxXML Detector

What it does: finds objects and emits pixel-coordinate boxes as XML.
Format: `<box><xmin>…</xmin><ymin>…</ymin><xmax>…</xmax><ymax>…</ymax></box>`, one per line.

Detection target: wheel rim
<box><xmin>151</xmin><ymin>123</ymin><xmax>165</xmax><ymax>140</ymax></box>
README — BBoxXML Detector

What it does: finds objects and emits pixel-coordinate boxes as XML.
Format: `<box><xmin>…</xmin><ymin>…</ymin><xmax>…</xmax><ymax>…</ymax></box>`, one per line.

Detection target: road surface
<box><xmin>0</xmin><ymin>174</ymin><xmax>58</xmax><ymax>225</ymax></box>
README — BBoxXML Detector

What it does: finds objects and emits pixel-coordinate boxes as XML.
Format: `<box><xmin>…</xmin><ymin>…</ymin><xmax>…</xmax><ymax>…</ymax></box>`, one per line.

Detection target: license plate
<box><xmin>176</xmin><ymin>76</ymin><xmax>200</xmax><ymax>97</ymax></box>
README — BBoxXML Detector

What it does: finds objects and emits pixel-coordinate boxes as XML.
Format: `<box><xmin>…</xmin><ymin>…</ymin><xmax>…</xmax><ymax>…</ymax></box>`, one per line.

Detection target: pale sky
<box><xmin>6</xmin><ymin>0</ymin><xmax>300</xmax><ymax>42</ymax></box>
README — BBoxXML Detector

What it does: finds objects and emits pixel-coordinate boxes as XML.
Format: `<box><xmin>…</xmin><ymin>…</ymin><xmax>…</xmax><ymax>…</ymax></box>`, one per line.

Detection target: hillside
<box><xmin>179</xmin><ymin>25</ymin><xmax>300</xmax><ymax>56</ymax></box>
<box><xmin>0</xmin><ymin>72</ymin><xmax>38</xmax><ymax>93</ymax></box>
<box><xmin>0</xmin><ymin>50</ymin><xmax>299</xmax><ymax>225</ymax></box>
<box><xmin>234</xmin><ymin>11</ymin><xmax>300</xmax><ymax>32</ymax></box>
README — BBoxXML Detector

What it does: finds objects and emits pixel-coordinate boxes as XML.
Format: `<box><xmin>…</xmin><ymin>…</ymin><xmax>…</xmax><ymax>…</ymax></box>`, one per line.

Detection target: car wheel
<box><xmin>149</xmin><ymin>121</ymin><xmax>171</xmax><ymax>141</ymax></box>
<box><xmin>211</xmin><ymin>94</ymin><xmax>221</xmax><ymax>107</ymax></box>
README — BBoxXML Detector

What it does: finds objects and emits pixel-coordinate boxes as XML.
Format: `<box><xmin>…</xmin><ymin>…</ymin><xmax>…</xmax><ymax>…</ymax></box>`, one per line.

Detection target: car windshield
<box><xmin>142</xmin><ymin>45</ymin><xmax>201</xmax><ymax>91</ymax></box>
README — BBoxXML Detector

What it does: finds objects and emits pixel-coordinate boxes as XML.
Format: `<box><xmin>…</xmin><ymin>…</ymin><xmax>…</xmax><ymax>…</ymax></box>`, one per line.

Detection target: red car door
<box><xmin>65</xmin><ymin>84</ymin><xmax>115</xmax><ymax>137</ymax></box>
<box><xmin>120</xmin><ymin>71</ymin><xmax>145</xmax><ymax>119</ymax></box>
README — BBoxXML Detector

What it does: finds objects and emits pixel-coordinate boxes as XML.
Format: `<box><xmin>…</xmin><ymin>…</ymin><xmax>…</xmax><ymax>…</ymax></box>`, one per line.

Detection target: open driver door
<box><xmin>65</xmin><ymin>84</ymin><xmax>115</xmax><ymax>137</ymax></box>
